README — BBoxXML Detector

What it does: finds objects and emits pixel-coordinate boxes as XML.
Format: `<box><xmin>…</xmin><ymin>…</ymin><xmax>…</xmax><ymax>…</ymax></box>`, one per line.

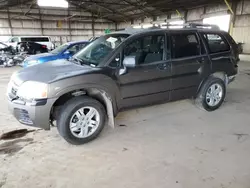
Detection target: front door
<box><xmin>170</xmin><ymin>31</ymin><xmax>211</xmax><ymax>101</ymax></box>
<box><xmin>117</xmin><ymin>33</ymin><xmax>172</xmax><ymax>109</ymax></box>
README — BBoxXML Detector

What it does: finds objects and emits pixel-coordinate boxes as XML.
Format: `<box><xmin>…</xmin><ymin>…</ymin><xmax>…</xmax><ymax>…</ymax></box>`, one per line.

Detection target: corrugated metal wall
<box><xmin>0</xmin><ymin>5</ymin><xmax>116</xmax><ymax>46</ymax></box>
<box><xmin>1</xmin><ymin>1</ymin><xmax>250</xmax><ymax>53</ymax></box>
<box><xmin>233</xmin><ymin>0</ymin><xmax>250</xmax><ymax>54</ymax></box>
<box><xmin>117</xmin><ymin>0</ymin><xmax>250</xmax><ymax>54</ymax></box>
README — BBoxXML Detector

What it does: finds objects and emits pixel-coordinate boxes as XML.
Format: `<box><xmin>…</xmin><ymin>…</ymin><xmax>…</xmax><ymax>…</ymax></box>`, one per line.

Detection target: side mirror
<box><xmin>119</xmin><ymin>56</ymin><xmax>136</xmax><ymax>75</ymax></box>
<box><xmin>123</xmin><ymin>56</ymin><xmax>136</xmax><ymax>68</ymax></box>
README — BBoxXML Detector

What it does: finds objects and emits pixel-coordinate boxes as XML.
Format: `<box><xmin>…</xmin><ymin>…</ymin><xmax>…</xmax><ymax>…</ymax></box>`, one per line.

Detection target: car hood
<box><xmin>26</xmin><ymin>53</ymin><xmax>57</xmax><ymax>60</ymax></box>
<box><xmin>12</xmin><ymin>59</ymin><xmax>96</xmax><ymax>85</ymax></box>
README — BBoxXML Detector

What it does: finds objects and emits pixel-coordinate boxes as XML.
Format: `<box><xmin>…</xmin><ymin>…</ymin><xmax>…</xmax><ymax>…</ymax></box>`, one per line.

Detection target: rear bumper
<box><xmin>8</xmin><ymin>98</ymin><xmax>57</xmax><ymax>130</ymax></box>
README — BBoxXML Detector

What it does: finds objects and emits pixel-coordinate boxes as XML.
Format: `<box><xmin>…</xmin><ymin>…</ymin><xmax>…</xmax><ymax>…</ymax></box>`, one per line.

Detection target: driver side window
<box><xmin>123</xmin><ymin>35</ymin><xmax>165</xmax><ymax>66</ymax></box>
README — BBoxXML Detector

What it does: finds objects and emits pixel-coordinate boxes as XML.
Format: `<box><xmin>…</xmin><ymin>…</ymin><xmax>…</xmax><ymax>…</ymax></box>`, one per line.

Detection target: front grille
<box><xmin>14</xmin><ymin>109</ymin><xmax>33</xmax><ymax>125</ymax></box>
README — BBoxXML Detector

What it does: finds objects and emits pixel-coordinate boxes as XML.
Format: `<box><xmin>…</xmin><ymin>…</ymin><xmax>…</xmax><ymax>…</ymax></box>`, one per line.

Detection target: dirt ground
<box><xmin>0</xmin><ymin>62</ymin><xmax>250</xmax><ymax>188</ymax></box>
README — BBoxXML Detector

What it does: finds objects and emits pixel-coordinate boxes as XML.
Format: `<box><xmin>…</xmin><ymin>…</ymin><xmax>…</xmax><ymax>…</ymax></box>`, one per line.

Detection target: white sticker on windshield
<box><xmin>106</xmin><ymin>37</ymin><xmax>118</xmax><ymax>43</ymax></box>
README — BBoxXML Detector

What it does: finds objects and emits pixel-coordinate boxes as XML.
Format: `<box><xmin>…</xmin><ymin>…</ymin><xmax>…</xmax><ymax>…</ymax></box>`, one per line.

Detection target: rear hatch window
<box><xmin>21</xmin><ymin>37</ymin><xmax>49</xmax><ymax>42</ymax></box>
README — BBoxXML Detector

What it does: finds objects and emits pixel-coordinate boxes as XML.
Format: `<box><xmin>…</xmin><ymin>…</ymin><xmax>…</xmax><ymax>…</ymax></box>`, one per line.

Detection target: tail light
<box><xmin>42</xmin><ymin>45</ymin><xmax>47</xmax><ymax>48</ymax></box>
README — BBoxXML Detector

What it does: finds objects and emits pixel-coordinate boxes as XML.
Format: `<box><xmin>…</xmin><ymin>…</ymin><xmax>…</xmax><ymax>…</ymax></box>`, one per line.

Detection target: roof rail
<box><xmin>126</xmin><ymin>23</ymin><xmax>220</xmax><ymax>31</ymax></box>
<box><xmin>161</xmin><ymin>23</ymin><xmax>220</xmax><ymax>30</ymax></box>
<box><xmin>187</xmin><ymin>23</ymin><xmax>220</xmax><ymax>30</ymax></box>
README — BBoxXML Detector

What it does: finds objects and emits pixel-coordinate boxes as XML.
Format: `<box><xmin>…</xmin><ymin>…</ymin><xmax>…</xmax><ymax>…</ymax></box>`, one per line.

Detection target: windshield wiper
<box><xmin>71</xmin><ymin>57</ymin><xmax>84</xmax><ymax>65</ymax></box>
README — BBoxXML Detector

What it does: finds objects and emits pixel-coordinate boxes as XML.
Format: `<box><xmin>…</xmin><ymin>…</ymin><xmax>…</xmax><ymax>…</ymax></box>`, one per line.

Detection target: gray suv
<box><xmin>7</xmin><ymin>24</ymin><xmax>239</xmax><ymax>145</ymax></box>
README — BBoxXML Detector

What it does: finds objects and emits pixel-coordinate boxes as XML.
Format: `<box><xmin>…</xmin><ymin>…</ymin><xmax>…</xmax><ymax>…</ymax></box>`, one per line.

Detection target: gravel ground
<box><xmin>0</xmin><ymin>62</ymin><xmax>250</xmax><ymax>188</ymax></box>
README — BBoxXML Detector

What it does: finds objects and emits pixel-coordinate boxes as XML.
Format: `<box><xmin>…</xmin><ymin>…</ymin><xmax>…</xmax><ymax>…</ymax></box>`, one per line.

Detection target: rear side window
<box><xmin>21</xmin><ymin>37</ymin><xmax>49</xmax><ymax>42</ymax></box>
<box><xmin>203</xmin><ymin>33</ymin><xmax>230</xmax><ymax>54</ymax></box>
<box><xmin>171</xmin><ymin>33</ymin><xmax>200</xmax><ymax>59</ymax></box>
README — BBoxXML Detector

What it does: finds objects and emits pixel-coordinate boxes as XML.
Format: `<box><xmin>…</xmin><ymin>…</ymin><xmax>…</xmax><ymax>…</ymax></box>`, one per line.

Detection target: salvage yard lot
<box><xmin>0</xmin><ymin>62</ymin><xmax>250</xmax><ymax>188</ymax></box>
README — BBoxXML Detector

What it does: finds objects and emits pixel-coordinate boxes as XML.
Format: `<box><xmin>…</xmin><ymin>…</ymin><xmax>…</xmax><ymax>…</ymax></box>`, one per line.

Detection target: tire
<box><xmin>195</xmin><ymin>77</ymin><xmax>226</xmax><ymax>111</ymax></box>
<box><xmin>57</xmin><ymin>96</ymin><xmax>106</xmax><ymax>145</ymax></box>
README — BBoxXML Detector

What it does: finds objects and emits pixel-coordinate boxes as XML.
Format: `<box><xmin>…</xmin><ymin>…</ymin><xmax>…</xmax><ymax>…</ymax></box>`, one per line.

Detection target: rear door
<box><xmin>201</xmin><ymin>32</ymin><xmax>237</xmax><ymax>76</ymax></box>
<box><xmin>170</xmin><ymin>31</ymin><xmax>211</xmax><ymax>100</ymax></box>
<box><xmin>117</xmin><ymin>32</ymin><xmax>172</xmax><ymax>108</ymax></box>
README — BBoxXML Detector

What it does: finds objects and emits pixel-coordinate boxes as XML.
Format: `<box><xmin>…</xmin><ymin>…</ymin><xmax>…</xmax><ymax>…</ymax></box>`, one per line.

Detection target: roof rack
<box><xmin>125</xmin><ymin>23</ymin><xmax>220</xmax><ymax>31</ymax></box>
<box><xmin>161</xmin><ymin>23</ymin><xmax>220</xmax><ymax>30</ymax></box>
<box><xmin>186</xmin><ymin>23</ymin><xmax>220</xmax><ymax>30</ymax></box>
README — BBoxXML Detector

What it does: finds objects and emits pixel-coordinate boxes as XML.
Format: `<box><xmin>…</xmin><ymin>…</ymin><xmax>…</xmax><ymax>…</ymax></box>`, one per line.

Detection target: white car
<box><xmin>5</xmin><ymin>36</ymin><xmax>55</xmax><ymax>51</ymax></box>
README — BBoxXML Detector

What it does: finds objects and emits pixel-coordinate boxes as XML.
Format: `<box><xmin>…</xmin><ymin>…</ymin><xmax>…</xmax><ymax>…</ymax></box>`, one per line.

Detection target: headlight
<box><xmin>27</xmin><ymin>60</ymin><xmax>39</xmax><ymax>66</ymax></box>
<box><xmin>17</xmin><ymin>81</ymin><xmax>48</xmax><ymax>100</ymax></box>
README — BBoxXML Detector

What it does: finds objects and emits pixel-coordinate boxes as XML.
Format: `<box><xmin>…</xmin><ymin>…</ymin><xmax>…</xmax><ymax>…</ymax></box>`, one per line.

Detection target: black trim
<box><xmin>33</xmin><ymin>99</ymin><xmax>47</xmax><ymax>106</ymax></box>
<box><xmin>123</xmin><ymin>89</ymin><xmax>170</xmax><ymax>100</ymax></box>
<box><xmin>120</xmin><ymin>71</ymin><xmax>197</xmax><ymax>87</ymax></box>
<box><xmin>11</xmin><ymin>98</ymin><xmax>47</xmax><ymax>106</ymax></box>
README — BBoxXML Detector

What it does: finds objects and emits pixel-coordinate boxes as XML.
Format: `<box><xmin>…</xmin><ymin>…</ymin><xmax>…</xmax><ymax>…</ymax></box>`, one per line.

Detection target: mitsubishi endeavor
<box><xmin>7</xmin><ymin>24</ymin><xmax>239</xmax><ymax>145</ymax></box>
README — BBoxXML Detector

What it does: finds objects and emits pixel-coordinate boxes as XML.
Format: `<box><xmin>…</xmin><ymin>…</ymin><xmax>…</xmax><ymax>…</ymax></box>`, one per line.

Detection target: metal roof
<box><xmin>1</xmin><ymin>0</ymin><xmax>228</xmax><ymax>22</ymax></box>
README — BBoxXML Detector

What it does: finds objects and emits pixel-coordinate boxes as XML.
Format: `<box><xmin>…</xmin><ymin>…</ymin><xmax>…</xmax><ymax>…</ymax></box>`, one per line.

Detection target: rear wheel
<box><xmin>195</xmin><ymin>77</ymin><xmax>226</xmax><ymax>111</ymax></box>
<box><xmin>57</xmin><ymin>96</ymin><xmax>106</xmax><ymax>145</ymax></box>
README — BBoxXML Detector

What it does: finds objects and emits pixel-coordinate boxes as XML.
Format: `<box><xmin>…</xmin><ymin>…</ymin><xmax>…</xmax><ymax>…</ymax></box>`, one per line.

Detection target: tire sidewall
<box><xmin>57</xmin><ymin>97</ymin><xmax>106</xmax><ymax>145</ymax></box>
<box><xmin>201</xmin><ymin>78</ymin><xmax>226</xmax><ymax>111</ymax></box>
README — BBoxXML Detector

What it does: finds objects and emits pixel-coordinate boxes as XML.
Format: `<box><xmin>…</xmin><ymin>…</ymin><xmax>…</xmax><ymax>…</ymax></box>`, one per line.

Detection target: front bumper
<box><xmin>8</xmin><ymin>98</ymin><xmax>57</xmax><ymax>130</ymax></box>
<box><xmin>228</xmin><ymin>75</ymin><xmax>236</xmax><ymax>84</ymax></box>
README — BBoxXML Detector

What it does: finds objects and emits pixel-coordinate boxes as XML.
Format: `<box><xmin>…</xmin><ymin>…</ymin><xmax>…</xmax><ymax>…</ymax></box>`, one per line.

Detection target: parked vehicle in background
<box><xmin>0</xmin><ymin>42</ymin><xmax>16</xmax><ymax>66</ymax></box>
<box><xmin>0</xmin><ymin>42</ymin><xmax>48</xmax><ymax>67</ymax></box>
<box><xmin>0</xmin><ymin>42</ymin><xmax>16</xmax><ymax>54</ymax></box>
<box><xmin>5</xmin><ymin>36</ymin><xmax>54</xmax><ymax>51</ymax></box>
<box><xmin>17</xmin><ymin>42</ymin><xmax>48</xmax><ymax>54</ymax></box>
<box><xmin>7</xmin><ymin>24</ymin><xmax>239</xmax><ymax>145</ymax></box>
<box><xmin>22</xmin><ymin>41</ymin><xmax>89</xmax><ymax>68</ymax></box>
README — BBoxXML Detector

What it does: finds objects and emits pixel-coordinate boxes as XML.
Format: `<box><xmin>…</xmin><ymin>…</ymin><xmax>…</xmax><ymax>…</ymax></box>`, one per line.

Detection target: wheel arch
<box><xmin>196</xmin><ymin>71</ymin><xmax>227</xmax><ymax>96</ymax></box>
<box><xmin>50</xmin><ymin>85</ymin><xmax>118</xmax><ymax>128</ymax></box>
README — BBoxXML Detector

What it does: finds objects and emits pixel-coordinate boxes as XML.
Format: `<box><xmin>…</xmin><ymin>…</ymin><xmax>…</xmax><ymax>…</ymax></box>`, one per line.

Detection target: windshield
<box><xmin>74</xmin><ymin>34</ymin><xmax>129</xmax><ymax>66</ymax></box>
<box><xmin>0</xmin><ymin>42</ymin><xmax>7</xmax><ymax>49</ymax></box>
<box><xmin>51</xmin><ymin>43</ymin><xmax>69</xmax><ymax>54</ymax></box>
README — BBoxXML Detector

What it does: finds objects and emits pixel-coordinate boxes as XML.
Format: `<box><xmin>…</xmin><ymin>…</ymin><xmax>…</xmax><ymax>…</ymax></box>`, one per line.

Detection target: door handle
<box><xmin>197</xmin><ymin>57</ymin><xmax>205</xmax><ymax>64</ymax></box>
<box><xmin>157</xmin><ymin>63</ymin><xmax>168</xmax><ymax>70</ymax></box>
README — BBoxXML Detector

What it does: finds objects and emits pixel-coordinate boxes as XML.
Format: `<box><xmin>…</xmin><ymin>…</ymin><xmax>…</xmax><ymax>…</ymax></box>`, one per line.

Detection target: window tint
<box><xmin>171</xmin><ymin>33</ymin><xmax>200</xmax><ymax>59</ymax></box>
<box><xmin>21</xmin><ymin>37</ymin><xmax>49</xmax><ymax>42</ymax></box>
<box><xmin>124</xmin><ymin>35</ymin><xmax>164</xmax><ymax>65</ymax></box>
<box><xmin>203</xmin><ymin>33</ymin><xmax>230</xmax><ymax>54</ymax></box>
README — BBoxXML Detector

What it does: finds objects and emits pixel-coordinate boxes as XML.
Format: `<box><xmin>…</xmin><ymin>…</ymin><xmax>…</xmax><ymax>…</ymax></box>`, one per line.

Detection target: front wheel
<box><xmin>57</xmin><ymin>96</ymin><xmax>106</xmax><ymax>145</ymax></box>
<box><xmin>195</xmin><ymin>77</ymin><xmax>226</xmax><ymax>111</ymax></box>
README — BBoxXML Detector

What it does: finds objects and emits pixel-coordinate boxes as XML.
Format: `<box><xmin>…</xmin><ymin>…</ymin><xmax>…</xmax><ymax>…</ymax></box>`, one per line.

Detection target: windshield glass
<box><xmin>74</xmin><ymin>34</ymin><xmax>129</xmax><ymax>66</ymax></box>
<box><xmin>51</xmin><ymin>43</ymin><xmax>69</xmax><ymax>54</ymax></box>
<box><xmin>0</xmin><ymin>42</ymin><xmax>7</xmax><ymax>49</ymax></box>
